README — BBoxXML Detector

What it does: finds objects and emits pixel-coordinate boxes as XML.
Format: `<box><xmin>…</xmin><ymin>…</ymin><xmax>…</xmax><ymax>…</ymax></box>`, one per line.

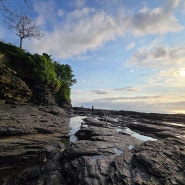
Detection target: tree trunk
<box><xmin>19</xmin><ymin>37</ymin><xmax>23</xmax><ymax>49</ymax></box>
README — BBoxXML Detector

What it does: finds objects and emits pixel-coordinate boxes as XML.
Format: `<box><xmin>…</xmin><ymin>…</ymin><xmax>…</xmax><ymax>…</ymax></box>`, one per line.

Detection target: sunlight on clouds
<box><xmin>25</xmin><ymin>0</ymin><xmax>183</xmax><ymax>59</ymax></box>
<box><xmin>130</xmin><ymin>1</ymin><xmax>182</xmax><ymax>36</ymax></box>
<box><xmin>126</xmin><ymin>41</ymin><xmax>185</xmax><ymax>68</ymax></box>
<box><xmin>179</xmin><ymin>69</ymin><xmax>185</xmax><ymax>76</ymax></box>
<box><xmin>71</xmin><ymin>88</ymin><xmax>185</xmax><ymax>113</ymax></box>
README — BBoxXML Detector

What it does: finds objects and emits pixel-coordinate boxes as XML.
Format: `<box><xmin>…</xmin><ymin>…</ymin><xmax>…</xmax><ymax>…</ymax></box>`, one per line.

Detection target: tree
<box><xmin>53</xmin><ymin>62</ymin><xmax>77</xmax><ymax>106</ymax></box>
<box><xmin>0</xmin><ymin>0</ymin><xmax>43</xmax><ymax>48</ymax></box>
<box><xmin>53</xmin><ymin>62</ymin><xmax>77</xmax><ymax>87</ymax></box>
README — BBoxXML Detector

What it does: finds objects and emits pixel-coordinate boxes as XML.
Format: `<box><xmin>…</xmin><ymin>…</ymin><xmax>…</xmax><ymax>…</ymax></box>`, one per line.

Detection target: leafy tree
<box><xmin>53</xmin><ymin>62</ymin><xmax>77</xmax><ymax>105</ymax></box>
<box><xmin>53</xmin><ymin>62</ymin><xmax>77</xmax><ymax>86</ymax></box>
<box><xmin>0</xmin><ymin>0</ymin><xmax>43</xmax><ymax>48</ymax></box>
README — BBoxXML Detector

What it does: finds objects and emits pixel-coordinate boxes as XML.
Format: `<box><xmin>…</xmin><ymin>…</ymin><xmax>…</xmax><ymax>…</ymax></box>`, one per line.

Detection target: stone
<box><xmin>1</xmin><ymin>105</ymin><xmax>185</xmax><ymax>185</ymax></box>
<box><xmin>0</xmin><ymin>65</ymin><xmax>32</xmax><ymax>103</ymax></box>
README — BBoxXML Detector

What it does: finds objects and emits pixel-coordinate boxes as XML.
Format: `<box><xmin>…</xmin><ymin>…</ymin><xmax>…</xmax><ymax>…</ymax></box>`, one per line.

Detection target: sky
<box><xmin>1</xmin><ymin>0</ymin><xmax>185</xmax><ymax>114</ymax></box>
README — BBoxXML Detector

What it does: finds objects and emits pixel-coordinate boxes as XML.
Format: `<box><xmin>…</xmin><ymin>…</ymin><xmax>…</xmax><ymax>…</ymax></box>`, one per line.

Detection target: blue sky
<box><xmin>1</xmin><ymin>0</ymin><xmax>185</xmax><ymax>113</ymax></box>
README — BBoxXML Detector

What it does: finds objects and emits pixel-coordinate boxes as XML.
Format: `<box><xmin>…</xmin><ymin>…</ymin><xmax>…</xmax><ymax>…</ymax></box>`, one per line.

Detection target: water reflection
<box><xmin>69</xmin><ymin>116</ymin><xmax>157</xmax><ymax>143</ymax></box>
<box><xmin>114</xmin><ymin>147</ymin><xmax>123</xmax><ymax>155</ymax></box>
<box><xmin>117</xmin><ymin>127</ymin><xmax>157</xmax><ymax>141</ymax></box>
<box><xmin>69</xmin><ymin>116</ymin><xmax>86</xmax><ymax>142</ymax></box>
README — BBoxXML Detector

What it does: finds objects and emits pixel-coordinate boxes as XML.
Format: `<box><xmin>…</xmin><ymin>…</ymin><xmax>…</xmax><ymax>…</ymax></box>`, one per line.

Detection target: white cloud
<box><xmin>75</xmin><ymin>0</ymin><xmax>86</xmax><ymax>8</ymax></box>
<box><xmin>129</xmin><ymin>1</ymin><xmax>182</xmax><ymax>36</ymax></box>
<box><xmin>71</xmin><ymin>88</ymin><xmax>185</xmax><ymax>113</ymax></box>
<box><xmin>57</xmin><ymin>9</ymin><xmax>65</xmax><ymax>17</ymax></box>
<box><xmin>34</xmin><ymin>0</ymin><xmax>58</xmax><ymax>27</ymax></box>
<box><xmin>25</xmin><ymin>0</ymin><xmax>183</xmax><ymax>59</ymax></box>
<box><xmin>26</xmin><ymin>7</ymin><xmax>123</xmax><ymax>59</ymax></box>
<box><xmin>126</xmin><ymin>41</ymin><xmax>185</xmax><ymax>68</ymax></box>
<box><xmin>126</xmin><ymin>42</ymin><xmax>135</xmax><ymax>50</ymax></box>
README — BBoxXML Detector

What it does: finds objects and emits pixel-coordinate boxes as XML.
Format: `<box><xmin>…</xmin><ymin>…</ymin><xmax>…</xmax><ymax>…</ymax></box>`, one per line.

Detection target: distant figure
<box><xmin>91</xmin><ymin>106</ymin><xmax>94</xmax><ymax>116</ymax></box>
<box><xmin>104</xmin><ymin>112</ymin><xmax>108</xmax><ymax>127</ymax></box>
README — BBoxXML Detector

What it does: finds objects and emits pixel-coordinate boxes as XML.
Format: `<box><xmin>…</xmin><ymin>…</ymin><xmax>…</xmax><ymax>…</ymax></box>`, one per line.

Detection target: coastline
<box><xmin>0</xmin><ymin>103</ymin><xmax>185</xmax><ymax>184</ymax></box>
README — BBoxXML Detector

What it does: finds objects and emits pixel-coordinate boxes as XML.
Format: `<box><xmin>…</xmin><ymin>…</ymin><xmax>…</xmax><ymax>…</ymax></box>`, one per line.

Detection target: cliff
<box><xmin>0</xmin><ymin>65</ymin><xmax>31</xmax><ymax>103</ymax></box>
<box><xmin>0</xmin><ymin>41</ymin><xmax>76</xmax><ymax>107</ymax></box>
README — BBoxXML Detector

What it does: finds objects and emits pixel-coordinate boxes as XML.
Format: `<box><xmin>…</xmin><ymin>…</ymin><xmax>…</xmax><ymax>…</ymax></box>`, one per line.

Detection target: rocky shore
<box><xmin>0</xmin><ymin>104</ymin><xmax>185</xmax><ymax>185</ymax></box>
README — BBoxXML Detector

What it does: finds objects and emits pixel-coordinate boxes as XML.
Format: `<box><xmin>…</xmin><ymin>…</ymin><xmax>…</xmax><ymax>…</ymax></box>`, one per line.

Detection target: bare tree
<box><xmin>7</xmin><ymin>12</ymin><xmax>44</xmax><ymax>48</ymax></box>
<box><xmin>0</xmin><ymin>0</ymin><xmax>43</xmax><ymax>48</ymax></box>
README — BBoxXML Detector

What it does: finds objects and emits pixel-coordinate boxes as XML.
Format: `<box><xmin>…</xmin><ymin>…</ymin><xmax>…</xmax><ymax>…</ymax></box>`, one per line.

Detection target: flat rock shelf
<box><xmin>0</xmin><ymin>104</ymin><xmax>185</xmax><ymax>185</ymax></box>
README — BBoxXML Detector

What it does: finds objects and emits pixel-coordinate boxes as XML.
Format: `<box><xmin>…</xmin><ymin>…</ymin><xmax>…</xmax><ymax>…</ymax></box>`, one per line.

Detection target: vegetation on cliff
<box><xmin>0</xmin><ymin>41</ymin><xmax>76</xmax><ymax>106</ymax></box>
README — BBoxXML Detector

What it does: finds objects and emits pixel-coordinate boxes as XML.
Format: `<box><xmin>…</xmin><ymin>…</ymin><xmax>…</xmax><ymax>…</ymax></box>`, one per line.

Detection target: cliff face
<box><xmin>0</xmin><ymin>65</ymin><xmax>71</xmax><ymax>107</ymax></box>
<box><xmin>0</xmin><ymin>66</ymin><xmax>32</xmax><ymax>103</ymax></box>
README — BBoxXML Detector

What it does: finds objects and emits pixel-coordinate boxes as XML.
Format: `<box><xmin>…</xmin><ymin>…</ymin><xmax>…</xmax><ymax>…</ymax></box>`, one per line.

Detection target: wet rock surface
<box><xmin>1</xmin><ymin>105</ymin><xmax>185</xmax><ymax>185</ymax></box>
<box><xmin>60</xmin><ymin>107</ymin><xmax>185</xmax><ymax>185</ymax></box>
<box><xmin>0</xmin><ymin>103</ymin><xmax>70</xmax><ymax>185</ymax></box>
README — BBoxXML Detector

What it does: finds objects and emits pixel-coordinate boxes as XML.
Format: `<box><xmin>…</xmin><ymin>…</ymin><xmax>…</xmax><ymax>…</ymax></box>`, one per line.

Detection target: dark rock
<box><xmin>0</xmin><ymin>103</ymin><xmax>70</xmax><ymax>185</ymax></box>
<box><xmin>23</xmin><ymin>79</ymin><xmax>57</xmax><ymax>105</ymax></box>
<box><xmin>59</xmin><ymin>107</ymin><xmax>185</xmax><ymax>185</ymax></box>
<box><xmin>0</xmin><ymin>66</ymin><xmax>31</xmax><ymax>103</ymax></box>
<box><xmin>1</xmin><ymin>105</ymin><xmax>185</xmax><ymax>185</ymax></box>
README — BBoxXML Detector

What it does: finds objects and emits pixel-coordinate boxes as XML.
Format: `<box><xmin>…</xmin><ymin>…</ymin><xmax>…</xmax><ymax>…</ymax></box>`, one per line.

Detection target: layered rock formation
<box><xmin>0</xmin><ymin>66</ymin><xmax>31</xmax><ymax>103</ymax></box>
<box><xmin>0</xmin><ymin>103</ymin><xmax>69</xmax><ymax>185</ymax></box>
<box><xmin>0</xmin><ymin>103</ymin><xmax>185</xmax><ymax>184</ymax></box>
<box><xmin>60</xmin><ymin>110</ymin><xmax>185</xmax><ymax>185</ymax></box>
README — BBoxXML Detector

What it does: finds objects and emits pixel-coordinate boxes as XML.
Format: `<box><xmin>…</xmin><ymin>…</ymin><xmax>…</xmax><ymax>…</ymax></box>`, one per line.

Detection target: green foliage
<box><xmin>53</xmin><ymin>62</ymin><xmax>76</xmax><ymax>104</ymax></box>
<box><xmin>0</xmin><ymin>53</ymin><xmax>6</xmax><ymax>66</ymax></box>
<box><xmin>56</xmin><ymin>84</ymin><xmax>71</xmax><ymax>105</ymax></box>
<box><xmin>53</xmin><ymin>62</ymin><xmax>77</xmax><ymax>86</ymax></box>
<box><xmin>0</xmin><ymin>41</ymin><xmax>61</xmax><ymax>90</ymax></box>
<box><xmin>0</xmin><ymin>41</ymin><xmax>77</xmax><ymax>105</ymax></box>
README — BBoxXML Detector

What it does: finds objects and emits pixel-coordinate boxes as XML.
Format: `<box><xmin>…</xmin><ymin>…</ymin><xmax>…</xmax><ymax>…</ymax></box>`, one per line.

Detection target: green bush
<box><xmin>0</xmin><ymin>41</ymin><xmax>61</xmax><ymax>90</ymax></box>
<box><xmin>0</xmin><ymin>41</ymin><xmax>76</xmax><ymax>105</ymax></box>
<box><xmin>53</xmin><ymin>62</ymin><xmax>76</xmax><ymax>104</ymax></box>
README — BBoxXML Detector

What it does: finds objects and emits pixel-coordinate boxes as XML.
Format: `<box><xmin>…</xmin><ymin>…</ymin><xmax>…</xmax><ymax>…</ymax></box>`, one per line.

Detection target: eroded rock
<box><xmin>0</xmin><ymin>66</ymin><xmax>32</xmax><ymax>103</ymax></box>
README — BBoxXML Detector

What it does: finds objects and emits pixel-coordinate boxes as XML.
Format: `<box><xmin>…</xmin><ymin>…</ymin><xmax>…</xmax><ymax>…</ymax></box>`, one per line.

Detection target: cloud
<box><xmin>25</xmin><ymin>0</ymin><xmax>182</xmax><ymax>59</ymax></box>
<box><xmin>129</xmin><ymin>0</ymin><xmax>182</xmax><ymax>36</ymax></box>
<box><xmin>71</xmin><ymin>88</ymin><xmax>185</xmax><ymax>113</ymax></box>
<box><xmin>91</xmin><ymin>90</ymin><xmax>108</xmax><ymax>94</ymax></box>
<box><xmin>126</xmin><ymin>41</ymin><xmax>185</xmax><ymax>68</ymax></box>
<box><xmin>33</xmin><ymin>0</ymin><xmax>58</xmax><ymax>28</ymax></box>
<box><xmin>57</xmin><ymin>9</ymin><xmax>65</xmax><ymax>17</ymax></box>
<box><xmin>75</xmin><ymin>0</ymin><xmax>86</xmax><ymax>8</ymax></box>
<box><xmin>126</xmin><ymin>42</ymin><xmax>135</xmax><ymax>50</ymax></box>
<box><xmin>25</xmin><ymin>6</ymin><xmax>123</xmax><ymax>59</ymax></box>
<box><xmin>114</xmin><ymin>87</ymin><xmax>137</xmax><ymax>92</ymax></box>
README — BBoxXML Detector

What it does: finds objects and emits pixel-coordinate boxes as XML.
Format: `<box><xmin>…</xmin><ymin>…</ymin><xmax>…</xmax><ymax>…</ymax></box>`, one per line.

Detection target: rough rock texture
<box><xmin>1</xmin><ymin>104</ymin><xmax>185</xmax><ymax>185</ymax></box>
<box><xmin>0</xmin><ymin>66</ymin><xmax>32</xmax><ymax>103</ymax></box>
<box><xmin>0</xmin><ymin>103</ymin><xmax>70</xmax><ymax>185</ymax></box>
<box><xmin>23</xmin><ymin>79</ymin><xmax>57</xmax><ymax>106</ymax></box>
<box><xmin>59</xmin><ymin>107</ymin><xmax>185</xmax><ymax>185</ymax></box>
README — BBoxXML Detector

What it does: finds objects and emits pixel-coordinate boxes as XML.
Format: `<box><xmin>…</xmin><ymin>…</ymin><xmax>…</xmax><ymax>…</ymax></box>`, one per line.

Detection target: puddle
<box><xmin>117</xmin><ymin>127</ymin><xmax>157</xmax><ymax>141</ymax></box>
<box><xmin>89</xmin><ymin>155</ymin><xmax>104</xmax><ymax>159</ymax></box>
<box><xmin>163</xmin><ymin>122</ymin><xmax>185</xmax><ymax>127</ymax></box>
<box><xmin>69</xmin><ymin>116</ymin><xmax>86</xmax><ymax>142</ymax></box>
<box><xmin>114</xmin><ymin>147</ymin><xmax>123</xmax><ymax>155</ymax></box>
<box><xmin>128</xmin><ymin>145</ymin><xmax>135</xmax><ymax>150</ymax></box>
<box><xmin>69</xmin><ymin>116</ymin><xmax>156</xmax><ymax>143</ymax></box>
